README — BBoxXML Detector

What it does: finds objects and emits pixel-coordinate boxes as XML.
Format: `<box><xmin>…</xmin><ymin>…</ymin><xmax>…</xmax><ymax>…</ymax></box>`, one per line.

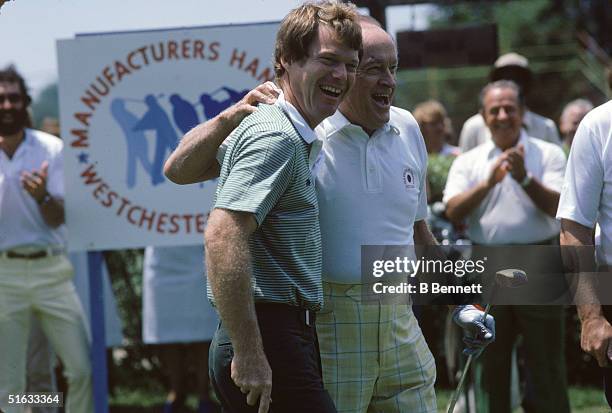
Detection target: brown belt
<box><xmin>0</xmin><ymin>248</ymin><xmax>64</xmax><ymax>260</ymax></box>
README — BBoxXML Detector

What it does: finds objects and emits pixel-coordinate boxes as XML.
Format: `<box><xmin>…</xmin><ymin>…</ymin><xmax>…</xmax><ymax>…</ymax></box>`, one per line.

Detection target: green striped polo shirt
<box><xmin>208</xmin><ymin>104</ymin><xmax>323</xmax><ymax>311</ymax></box>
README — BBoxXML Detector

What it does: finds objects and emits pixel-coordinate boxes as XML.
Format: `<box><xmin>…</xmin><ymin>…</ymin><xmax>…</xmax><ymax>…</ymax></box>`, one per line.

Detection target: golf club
<box><xmin>447</xmin><ymin>268</ymin><xmax>528</xmax><ymax>413</ymax></box>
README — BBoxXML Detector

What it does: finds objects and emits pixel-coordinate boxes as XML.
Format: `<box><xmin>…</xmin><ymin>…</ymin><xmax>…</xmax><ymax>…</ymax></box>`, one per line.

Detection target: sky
<box><xmin>0</xmin><ymin>0</ymin><xmax>434</xmax><ymax>99</ymax></box>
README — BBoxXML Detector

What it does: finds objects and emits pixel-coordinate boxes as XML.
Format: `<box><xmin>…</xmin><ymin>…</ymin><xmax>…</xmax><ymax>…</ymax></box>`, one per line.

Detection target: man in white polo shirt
<box><xmin>557</xmin><ymin>99</ymin><xmax>612</xmax><ymax>408</ymax></box>
<box><xmin>165</xmin><ymin>16</ymin><xmax>495</xmax><ymax>413</ymax></box>
<box><xmin>444</xmin><ymin>80</ymin><xmax>569</xmax><ymax>413</ymax></box>
<box><xmin>458</xmin><ymin>52</ymin><xmax>560</xmax><ymax>152</ymax></box>
<box><xmin>0</xmin><ymin>66</ymin><xmax>93</xmax><ymax>412</ymax></box>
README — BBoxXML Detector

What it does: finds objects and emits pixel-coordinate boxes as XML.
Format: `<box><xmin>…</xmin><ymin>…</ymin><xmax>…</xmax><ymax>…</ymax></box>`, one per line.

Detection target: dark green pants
<box><xmin>482</xmin><ymin>305</ymin><xmax>570</xmax><ymax>413</ymax></box>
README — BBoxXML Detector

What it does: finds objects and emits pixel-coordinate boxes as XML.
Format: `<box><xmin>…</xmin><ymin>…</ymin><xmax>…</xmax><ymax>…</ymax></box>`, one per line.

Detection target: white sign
<box><xmin>58</xmin><ymin>22</ymin><xmax>278</xmax><ymax>251</ymax></box>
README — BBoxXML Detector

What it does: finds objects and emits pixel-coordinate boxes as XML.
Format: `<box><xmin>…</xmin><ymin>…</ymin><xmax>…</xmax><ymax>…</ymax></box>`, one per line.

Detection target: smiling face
<box><xmin>280</xmin><ymin>24</ymin><xmax>359</xmax><ymax>128</ymax></box>
<box><xmin>0</xmin><ymin>81</ymin><xmax>28</xmax><ymax>136</ymax></box>
<box><xmin>339</xmin><ymin>23</ymin><xmax>397</xmax><ymax>135</ymax></box>
<box><xmin>481</xmin><ymin>86</ymin><xmax>524</xmax><ymax>150</ymax></box>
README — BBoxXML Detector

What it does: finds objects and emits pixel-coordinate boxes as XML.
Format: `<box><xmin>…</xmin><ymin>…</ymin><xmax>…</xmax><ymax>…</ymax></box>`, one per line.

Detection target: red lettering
<box><xmin>136</xmin><ymin>46</ymin><xmax>150</xmax><ymax>66</ymax></box>
<box><xmin>102</xmin><ymin>66</ymin><xmax>115</xmax><ymax>87</ymax></box>
<box><xmin>81</xmin><ymin>89</ymin><xmax>100</xmax><ymax>111</ymax></box>
<box><xmin>116</xmin><ymin>197</ymin><xmax>131</xmax><ymax>216</ymax></box>
<box><xmin>193</xmin><ymin>40</ymin><xmax>205</xmax><ymax>59</ymax></box>
<box><xmin>169</xmin><ymin>214</ymin><xmax>180</xmax><ymax>234</ymax></box>
<box><xmin>230</xmin><ymin>49</ymin><xmax>246</xmax><ymax>69</ymax></box>
<box><xmin>156</xmin><ymin>213</ymin><xmax>168</xmax><ymax>233</ymax></box>
<box><xmin>102</xmin><ymin>190</ymin><xmax>117</xmax><ymax>208</ymax></box>
<box><xmin>258</xmin><ymin>67</ymin><xmax>274</xmax><ymax>83</ymax></box>
<box><xmin>139</xmin><ymin>208</ymin><xmax>156</xmax><ymax>230</ymax></box>
<box><xmin>244</xmin><ymin>58</ymin><xmax>259</xmax><ymax>77</ymax></box>
<box><xmin>74</xmin><ymin>112</ymin><xmax>92</xmax><ymax>127</ymax></box>
<box><xmin>80</xmin><ymin>165</ymin><xmax>102</xmax><ymax>185</ymax></box>
<box><xmin>196</xmin><ymin>213</ymin><xmax>206</xmax><ymax>233</ymax></box>
<box><xmin>127</xmin><ymin>50</ymin><xmax>141</xmax><ymax>70</ymax></box>
<box><xmin>115</xmin><ymin>60</ymin><xmax>131</xmax><ymax>82</ymax></box>
<box><xmin>181</xmin><ymin>39</ymin><xmax>190</xmax><ymax>59</ymax></box>
<box><xmin>182</xmin><ymin>214</ymin><xmax>193</xmax><ymax>233</ymax></box>
<box><xmin>127</xmin><ymin>206</ymin><xmax>141</xmax><ymax>225</ymax></box>
<box><xmin>93</xmin><ymin>182</ymin><xmax>108</xmax><ymax>199</ymax></box>
<box><xmin>91</xmin><ymin>77</ymin><xmax>110</xmax><ymax>96</ymax></box>
<box><xmin>209</xmin><ymin>41</ymin><xmax>220</xmax><ymax>61</ymax></box>
<box><xmin>70</xmin><ymin>129</ymin><xmax>89</xmax><ymax>148</ymax></box>
<box><xmin>168</xmin><ymin>41</ymin><xmax>179</xmax><ymax>59</ymax></box>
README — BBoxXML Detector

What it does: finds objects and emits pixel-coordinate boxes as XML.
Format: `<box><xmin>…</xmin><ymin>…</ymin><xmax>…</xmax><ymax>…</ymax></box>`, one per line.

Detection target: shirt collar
<box><xmin>319</xmin><ymin>109</ymin><xmax>400</xmax><ymax>139</ymax></box>
<box><xmin>488</xmin><ymin>129</ymin><xmax>530</xmax><ymax>155</ymax></box>
<box><xmin>275</xmin><ymin>91</ymin><xmax>317</xmax><ymax>144</ymax></box>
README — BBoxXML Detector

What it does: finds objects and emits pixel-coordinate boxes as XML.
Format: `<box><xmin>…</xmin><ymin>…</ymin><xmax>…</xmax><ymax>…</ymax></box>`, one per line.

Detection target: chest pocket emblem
<box><xmin>403</xmin><ymin>167</ymin><xmax>416</xmax><ymax>189</ymax></box>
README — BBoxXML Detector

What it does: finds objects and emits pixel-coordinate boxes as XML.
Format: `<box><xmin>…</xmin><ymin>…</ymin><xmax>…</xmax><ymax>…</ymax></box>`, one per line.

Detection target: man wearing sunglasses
<box><xmin>0</xmin><ymin>65</ymin><xmax>93</xmax><ymax>412</ymax></box>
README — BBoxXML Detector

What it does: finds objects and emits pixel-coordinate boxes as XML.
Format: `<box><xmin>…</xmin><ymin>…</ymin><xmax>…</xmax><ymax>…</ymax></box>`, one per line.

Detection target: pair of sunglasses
<box><xmin>0</xmin><ymin>93</ymin><xmax>23</xmax><ymax>104</ymax></box>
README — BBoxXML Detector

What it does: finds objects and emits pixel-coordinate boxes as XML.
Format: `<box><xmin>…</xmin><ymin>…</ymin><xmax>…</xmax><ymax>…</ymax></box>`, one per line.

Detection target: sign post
<box><xmin>58</xmin><ymin>22</ymin><xmax>278</xmax><ymax>411</ymax></box>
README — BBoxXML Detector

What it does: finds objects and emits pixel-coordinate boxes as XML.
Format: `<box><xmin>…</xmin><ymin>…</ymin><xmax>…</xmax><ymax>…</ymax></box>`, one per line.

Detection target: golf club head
<box><xmin>495</xmin><ymin>268</ymin><xmax>528</xmax><ymax>288</ymax></box>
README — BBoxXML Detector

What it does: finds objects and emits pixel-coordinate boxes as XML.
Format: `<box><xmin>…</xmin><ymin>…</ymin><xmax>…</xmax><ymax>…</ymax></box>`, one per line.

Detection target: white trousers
<box><xmin>26</xmin><ymin>317</ymin><xmax>58</xmax><ymax>413</ymax></box>
<box><xmin>0</xmin><ymin>254</ymin><xmax>93</xmax><ymax>413</ymax></box>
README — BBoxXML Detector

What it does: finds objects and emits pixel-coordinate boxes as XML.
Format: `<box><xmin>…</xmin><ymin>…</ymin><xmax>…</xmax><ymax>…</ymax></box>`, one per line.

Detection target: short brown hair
<box><xmin>274</xmin><ymin>1</ymin><xmax>362</xmax><ymax>79</ymax></box>
<box><xmin>413</xmin><ymin>100</ymin><xmax>448</xmax><ymax>125</ymax></box>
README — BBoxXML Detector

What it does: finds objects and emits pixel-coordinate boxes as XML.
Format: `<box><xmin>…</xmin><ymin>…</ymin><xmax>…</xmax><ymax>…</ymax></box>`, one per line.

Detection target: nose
<box><xmin>379</xmin><ymin>68</ymin><xmax>396</xmax><ymax>89</ymax></box>
<box><xmin>331</xmin><ymin>62</ymin><xmax>347</xmax><ymax>80</ymax></box>
<box><xmin>497</xmin><ymin>108</ymin><xmax>509</xmax><ymax>120</ymax></box>
<box><xmin>0</xmin><ymin>98</ymin><xmax>12</xmax><ymax>110</ymax></box>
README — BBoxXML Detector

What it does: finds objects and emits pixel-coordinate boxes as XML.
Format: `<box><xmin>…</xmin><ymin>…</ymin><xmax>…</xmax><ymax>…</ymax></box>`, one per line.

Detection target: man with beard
<box><xmin>0</xmin><ymin>66</ymin><xmax>93</xmax><ymax>412</ymax></box>
<box><xmin>165</xmin><ymin>16</ymin><xmax>495</xmax><ymax>413</ymax></box>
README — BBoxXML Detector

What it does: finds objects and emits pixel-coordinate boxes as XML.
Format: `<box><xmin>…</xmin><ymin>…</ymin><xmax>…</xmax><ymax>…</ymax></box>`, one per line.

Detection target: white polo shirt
<box><xmin>444</xmin><ymin>131</ymin><xmax>566</xmax><ymax>244</ymax></box>
<box><xmin>315</xmin><ymin>107</ymin><xmax>428</xmax><ymax>284</ymax></box>
<box><xmin>557</xmin><ymin>100</ymin><xmax>612</xmax><ymax>265</ymax></box>
<box><xmin>0</xmin><ymin>129</ymin><xmax>66</xmax><ymax>250</ymax></box>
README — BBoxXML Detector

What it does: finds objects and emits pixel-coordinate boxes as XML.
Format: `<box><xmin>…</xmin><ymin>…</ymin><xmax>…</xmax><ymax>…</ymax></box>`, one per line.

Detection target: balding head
<box><xmin>560</xmin><ymin>98</ymin><xmax>593</xmax><ymax>147</ymax></box>
<box><xmin>338</xmin><ymin>18</ymin><xmax>397</xmax><ymax>135</ymax></box>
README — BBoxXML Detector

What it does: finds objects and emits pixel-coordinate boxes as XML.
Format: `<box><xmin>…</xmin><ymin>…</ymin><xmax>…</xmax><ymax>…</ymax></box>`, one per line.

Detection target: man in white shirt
<box><xmin>444</xmin><ymin>80</ymin><xmax>570</xmax><ymax>413</ymax></box>
<box><xmin>165</xmin><ymin>16</ymin><xmax>495</xmax><ymax>413</ymax></box>
<box><xmin>0</xmin><ymin>66</ymin><xmax>93</xmax><ymax>412</ymax></box>
<box><xmin>458</xmin><ymin>52</ymin><xmax>560</xmax><ymax>152</ymax></box>
<box><xmin>557</xmin><ymin>99</ymin><xmax>612</xmax><ymax>408</ymax></box>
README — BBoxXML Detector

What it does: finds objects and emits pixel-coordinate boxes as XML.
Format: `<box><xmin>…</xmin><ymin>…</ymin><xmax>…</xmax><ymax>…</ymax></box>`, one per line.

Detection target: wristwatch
<box><xmin>37</xmin><ymin>193</ymin><xmax>52</xmax><ymax>205</ymax></box>
<box><xmin>520</xmin><ymin>172</ymin><xmax>532</xmax><ymax>188</ymax></box>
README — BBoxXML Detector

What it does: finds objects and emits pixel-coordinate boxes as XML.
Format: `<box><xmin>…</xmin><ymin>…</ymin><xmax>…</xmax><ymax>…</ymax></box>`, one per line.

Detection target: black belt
<box><xmin>255</xmin><ymin>302</ymin><xmax>316</xmax><ymax>326</ymax></box>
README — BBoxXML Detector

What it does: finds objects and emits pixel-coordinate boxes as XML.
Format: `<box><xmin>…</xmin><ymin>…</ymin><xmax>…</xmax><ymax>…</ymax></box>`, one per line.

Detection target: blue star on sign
<box><xmin>77</xmin><ymin>152</ymin><xmax>89</xmax><ymax>164</ymax></box>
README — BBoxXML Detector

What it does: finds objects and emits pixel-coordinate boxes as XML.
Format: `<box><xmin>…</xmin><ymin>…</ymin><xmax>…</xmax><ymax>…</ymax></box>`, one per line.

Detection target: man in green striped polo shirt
<box><xmin>189</xmin><ymin>2</ymin><xmax>361</xmax><ymax>413</ymax></box>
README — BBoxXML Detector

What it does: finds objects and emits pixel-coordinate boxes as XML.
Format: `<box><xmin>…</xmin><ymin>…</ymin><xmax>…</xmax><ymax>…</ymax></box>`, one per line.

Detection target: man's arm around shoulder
<box><xmin>164</xmin><ymin>82</ymin><xmax>279</xmax><ymax>184</ymax></box>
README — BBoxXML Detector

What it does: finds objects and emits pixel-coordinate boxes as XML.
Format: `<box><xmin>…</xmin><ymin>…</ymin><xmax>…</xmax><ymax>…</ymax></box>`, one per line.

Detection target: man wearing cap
<box><xmin>0</xmin><ymin>66</ymin><xmax>93</xmax><ymax>412</ymax></box>
<box><xmin>459</xmin><ymin>52</ymin><xmax>561</xmax><ymax>152</ymax></box>
<box><xmin>444</xmin><ymin>80</ymin><xmax>570</xmax><ymax>413</ymax></box>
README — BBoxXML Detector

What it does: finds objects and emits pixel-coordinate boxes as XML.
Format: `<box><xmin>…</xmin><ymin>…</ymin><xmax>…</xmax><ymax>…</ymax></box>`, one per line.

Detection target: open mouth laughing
<box><xmin>372</xmin><ymin>91</ymin><xmax>391</xmax><ymax>107</ymax></box>
<box><xmin>320</xmin><ymin>85</ymin><xmax>342</xmax><ymax>98</ymax></box>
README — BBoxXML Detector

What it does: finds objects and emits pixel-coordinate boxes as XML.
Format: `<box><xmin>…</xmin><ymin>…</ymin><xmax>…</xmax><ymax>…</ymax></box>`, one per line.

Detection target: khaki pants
<box><xmin>0</xmin><ymin>254</ymin><xmax>92</xmax><ymax>413</ymax></box>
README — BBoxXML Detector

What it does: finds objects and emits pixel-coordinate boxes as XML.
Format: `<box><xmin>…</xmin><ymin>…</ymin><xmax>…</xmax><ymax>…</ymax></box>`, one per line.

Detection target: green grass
<box><xmin>109</xmin><ymin>386</ymin><xmax>610</xmax><ymax>412</ymax></box>
<box><xmin>435</xmin><ymin>387</ymin><xmax>610</xmax><ymax>413</ymax></box>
